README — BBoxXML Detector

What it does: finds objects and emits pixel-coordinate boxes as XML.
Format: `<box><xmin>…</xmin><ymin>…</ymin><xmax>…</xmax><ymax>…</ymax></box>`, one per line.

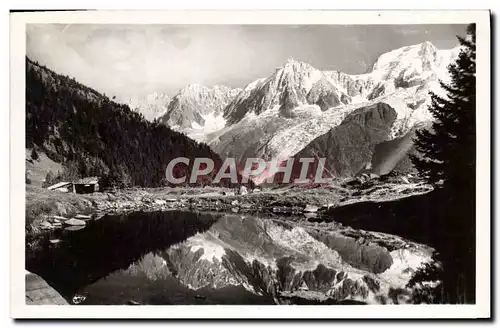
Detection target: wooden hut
<box><xmin>73</xmin><ymin>177</ymin><xmax>100</xmax><ymax>194</ymax></box>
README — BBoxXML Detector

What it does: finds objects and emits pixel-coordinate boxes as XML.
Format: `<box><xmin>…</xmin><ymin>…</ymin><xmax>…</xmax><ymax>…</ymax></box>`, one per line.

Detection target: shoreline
<box><xmin>25</xmin><ymin>178</ymin><xmax>432</xmax><ymax>239</ymax></box>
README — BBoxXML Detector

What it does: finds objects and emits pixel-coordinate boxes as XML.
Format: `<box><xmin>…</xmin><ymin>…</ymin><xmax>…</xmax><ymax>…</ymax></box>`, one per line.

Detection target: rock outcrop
<box><xmin>290</xmin><ymin>103</ymin><xmax>397</xmax><ymax>180</ymax></box>
<box><xmin>25</xmin><ymin>271</ymin><xmax>68</xmax><ymax>305</ymax></box>
<box><xmin>159</xmin><ymin>84</ymin><xmax>241</xmax><ymax>142</ymax></box>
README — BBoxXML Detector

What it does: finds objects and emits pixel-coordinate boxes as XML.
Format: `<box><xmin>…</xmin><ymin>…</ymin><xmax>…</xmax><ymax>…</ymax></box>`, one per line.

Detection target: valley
<box><xmin>24</xmin><ymin>39</ymin><xmax>464</xmax><ymax>305</ymax></box>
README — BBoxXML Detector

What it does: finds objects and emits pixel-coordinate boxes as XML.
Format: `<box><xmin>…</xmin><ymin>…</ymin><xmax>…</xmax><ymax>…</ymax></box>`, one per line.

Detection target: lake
<box><xmin>26</xmin><ymin>209</ymin><xmax>432</xmax><ymax>305</ymax></box>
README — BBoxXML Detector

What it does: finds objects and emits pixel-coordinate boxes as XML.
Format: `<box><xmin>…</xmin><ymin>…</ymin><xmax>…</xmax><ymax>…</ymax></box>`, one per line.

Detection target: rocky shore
<box><xmin>25</xmin><ymin>270</ymin><xmax>68</xmax><ymax>305</ymax></box>
<box><xmin>26</xmin><ymin>177</ymin><xmax>432</xmax><ymax>238</ymax></box>
<box><xmin>25</xmin><ymin>177</ymin><xmax>435</xmax><ymax>305</ymax></box>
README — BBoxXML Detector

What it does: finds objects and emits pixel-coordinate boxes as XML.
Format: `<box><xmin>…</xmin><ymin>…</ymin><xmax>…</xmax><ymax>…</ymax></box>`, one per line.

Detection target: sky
<box><xmin>26</xmin><ymin>24</ymin><xmax>467</xmax><ymax>102</ymax></box>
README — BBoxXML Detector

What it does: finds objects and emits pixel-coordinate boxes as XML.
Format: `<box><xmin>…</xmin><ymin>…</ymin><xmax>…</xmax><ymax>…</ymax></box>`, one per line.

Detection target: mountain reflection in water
<box><xmin>26</xmin><ymin>211</ymin><xmax>220</xmax><ymax>302</ymax></box>
<box><xmin>27</xmin><ymin>210</ymin><xmax>432</xmax><ymax>305</ymax></box>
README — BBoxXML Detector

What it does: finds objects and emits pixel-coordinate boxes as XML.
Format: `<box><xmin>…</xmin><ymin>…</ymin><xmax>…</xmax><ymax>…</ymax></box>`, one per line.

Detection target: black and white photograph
<box><xmin>9</xmin><ymin>10</ymin><xmax>491</xmax><ymax>319</ymax></box>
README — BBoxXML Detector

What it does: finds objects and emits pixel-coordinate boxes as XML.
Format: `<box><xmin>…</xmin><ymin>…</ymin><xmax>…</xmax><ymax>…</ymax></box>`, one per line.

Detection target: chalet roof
<box><xmin>75</xmin><ymin>176</ymin><xmax>100</xmax><ymax>185</ymax></box>
<box><xmin>47</xmin><ymin>181</ymin><xmax>72</xmax><ymax>190</ymax></box>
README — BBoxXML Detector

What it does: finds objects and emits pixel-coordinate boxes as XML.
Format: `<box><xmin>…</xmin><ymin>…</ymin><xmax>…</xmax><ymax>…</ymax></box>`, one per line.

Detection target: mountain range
<box><xmin>130</xmin><ymin>41</ymin><xmax>460</xmax><ymax>182</ymax></box>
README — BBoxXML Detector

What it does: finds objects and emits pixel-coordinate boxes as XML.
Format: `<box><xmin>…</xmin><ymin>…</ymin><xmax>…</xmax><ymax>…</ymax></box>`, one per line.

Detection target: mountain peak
<box><xmin>181</xmin><ymin>83</ymin><xmax>208</xmax><ymax>93</ymax></box>
<box><xmin>420</xmin><ymin>40</ymin><xmax>436</xmax><ymax>49</ymax></box>
<box><xmin>282</xmin><ymin>58</ymin><xmax>313</xmax><ymax>71</ymax></box>
<box><xmin>418</xmin><ymin>41</ymin><xmax>438</xmax><ymax>57</ymax></box>
<box><xmin>126</xmin><ymin>91</ymin><xmax>171</xmax><ymax>121</ymax></box>
<box><xmin>146</xmin><ymin>91</ymin><xmax>169</xmax><ymax>101</ymax></box>
<box><xmin>160</xmin><ymin>83</ymin><xmax>241</xmax><ymax>136</ymax></box>
<box><xmin>367</xmin><ymin>41</ymin><xmax>443</xmax><ymax>82</ymax></box>
<box><xmin>273</xmin><ymin>58</ymin><xmax>318</xmax><ymax>88</ymax></box>
<box><xmin>285</xmin><ymin>57</ymin><xmax>301</xmax><ymax>65</ymax></box>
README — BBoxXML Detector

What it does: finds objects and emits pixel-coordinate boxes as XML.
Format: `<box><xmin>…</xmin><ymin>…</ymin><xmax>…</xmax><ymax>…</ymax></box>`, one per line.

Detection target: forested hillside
<box><xmin>25</xmin><ymin>57</ymin><xmax>231</xmax><ymax>188</ymax></box>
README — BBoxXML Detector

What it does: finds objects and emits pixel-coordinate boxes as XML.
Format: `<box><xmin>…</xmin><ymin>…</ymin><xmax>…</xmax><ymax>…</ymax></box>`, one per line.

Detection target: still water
<box><xmin>26</xmin><ymin>209</ymin><xmax>428</xmax><ymax>305</ymax></box>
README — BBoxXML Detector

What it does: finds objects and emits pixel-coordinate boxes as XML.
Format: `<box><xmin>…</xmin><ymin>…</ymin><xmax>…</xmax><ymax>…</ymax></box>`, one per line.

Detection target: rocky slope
<box><xmin>159</xmin><ymin>84</ymin><xmax>241</xmax><ymax>142</ymax></box>
<box><xmin>289</xmin><ymin>103</ymin><xmax>398</xmax><ymax>181</ymax></box>
<box><xmin>279</xmin><ymin>103</ymin><xmax>427</xmax><ymax>182</ymax></box>
<box><xmin>208</xmin><ymin>42</ymin><xmax>460</xmax><ymax>180</ymax></box>
<box><xmin>370</xmin><ymin>123</ymin><xmax>426</xmax><ymax>176</ymax></box>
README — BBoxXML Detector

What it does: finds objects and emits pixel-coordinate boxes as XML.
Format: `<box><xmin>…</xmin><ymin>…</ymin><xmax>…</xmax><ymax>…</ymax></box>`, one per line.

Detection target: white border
<box><xmin>10</xmin><ymin>10</ymin><xmax>491</xmax><ymax>319</ymax></box>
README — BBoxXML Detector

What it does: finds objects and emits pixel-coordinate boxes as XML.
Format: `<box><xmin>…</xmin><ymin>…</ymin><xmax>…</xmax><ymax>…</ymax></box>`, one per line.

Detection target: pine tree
<box><xmin>408</xmin><ymin>24</ymin><xmax>476</xmax><ymax>304</ymax></box>
<box><xmin>411</xmin><ymin>24</ymin><xmax>476</xmax><ymax>190</ymax></box>
<box><xmin>42</xmin><ymin>171</ymin><xmax>54</xmax><ymax>188</ymax></box>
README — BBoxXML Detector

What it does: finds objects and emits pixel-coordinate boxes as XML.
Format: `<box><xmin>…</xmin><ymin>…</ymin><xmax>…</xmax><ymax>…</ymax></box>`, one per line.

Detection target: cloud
<box><xmin>26</xmin><ymin>24</ymin><xmax>465</xmax><ymax>101</ymax></box>
<box><xmin>397</xmin><ymin>27</ymin><xmax>422</xmax><ymax>35</ymax></box>
<box><xmin>26</xmin><ymin>24</ymin><xmax>99</xmax><ymax>88</ymax></box>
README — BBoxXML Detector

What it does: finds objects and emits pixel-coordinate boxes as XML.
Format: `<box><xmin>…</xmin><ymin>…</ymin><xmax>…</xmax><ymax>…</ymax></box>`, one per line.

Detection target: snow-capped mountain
<box><xmin>159</xmin><ymin>84</ymin><xmax>241</xmax><ymax>142</ymax></box>
<box><xmin>126</xmin><ymin>92</ymin><xmax>171</xmax><ymax>121</ymax></box>
<box><xmin>223</xmin><ymin>59</ymin><xmax>352</xmax><ymax>125</ymax></box>
<box><xmin>208</xmin><ymin>42</ymin><xmax>460</xmax><ymax>178</ymax></box>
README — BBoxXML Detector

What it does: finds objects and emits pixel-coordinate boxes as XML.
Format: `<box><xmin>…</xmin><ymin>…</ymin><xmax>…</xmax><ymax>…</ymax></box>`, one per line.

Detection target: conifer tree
<box><xmin>411</xmin><ymin>23</ymin><xmax>476</xmax><ymax>191</ymax></box>
<box><xmin>409</xmin><ymin>24</ymin><xmax>476</xmax><ymax>304</ymax></box>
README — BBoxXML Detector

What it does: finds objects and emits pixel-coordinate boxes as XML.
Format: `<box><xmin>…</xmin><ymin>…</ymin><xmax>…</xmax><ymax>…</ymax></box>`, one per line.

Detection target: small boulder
<box><xmin>65</xmin><ymin>225</ymin><xmax>85</xmax><ymax>231</ymax></box>
<box><xmin>231</xmin><ymin>199</ymin><xmax>239</xmax><ymax>206</ymax></box>
<box><xmin>303</xmin><ymin>212</ymin><xmax>318</xmax><ymax>219</ymax></box>
<box><xmin>223</xmin><ymin>191</ymin><xmax>235</xmax><ymax>196</ymax></box>
<box><xmin>320</xmin><ymin>203</ymin><xmax>335</xmax><ymax>211</ymax></box>
<box><xmin>64</xmin><ymin>218</ymin><xmax>86</xmax><ymax>226</ymax></box>
<box><xmin>75</xmin><ymin>214</ymin><xmax>92</xmax><ymax>220</ymax></box>
<box><xmin>154</xmin><ymin>199</ymin><xmax>167</xmax><ymax>205</ymax></box>
<box><xmin>252</xmin><ymin>188</ymin><xmax>261</xmax><ymax>193</ymax></box>
<box><xmin>39</xmin><ymin>221</ymin><xmax>53</xmax><ymax>229</ymax></box>
<box><xmin>238</xmin><ymin>186</ymin><xmax>248</xmax><ymax>195</ymax></box>
<box><xmin>344</xmin><ymin>178</ymin><xmax>362</xmax><ymax>187</ymax></box>
<box><xmin>72</xmin><ymin>295</ymin><xmax>86</xmax><ymax>304</ymax></box>
<box><xmin>303</xmin><ymin>204</ymin><xmax>319</xmax><ymax>213</ymax></box>
<box><xmin>52</xmin><ymin>215</ymin><xmax>69</xmax><ymax>221</ymax></box>
<box><xmin>400</xmin><ymin>176</ymin><xmax>410</xmax><ymax>184</ymax></box>
<box><xmin>165</xmin><ymin>198</ymin><xmax>177</xmax><ymax>202</ymax></box>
